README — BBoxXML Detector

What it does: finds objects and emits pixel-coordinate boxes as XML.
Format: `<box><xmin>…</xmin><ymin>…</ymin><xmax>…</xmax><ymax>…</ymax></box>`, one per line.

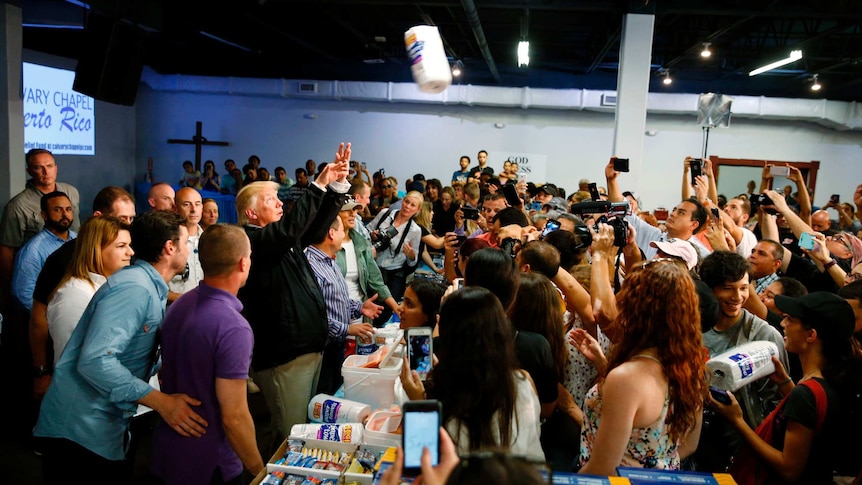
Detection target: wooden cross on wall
<box><xmin>167</xmin><ymin>121</ymin><xmax>230</xmax><ymax>171</ymax></box>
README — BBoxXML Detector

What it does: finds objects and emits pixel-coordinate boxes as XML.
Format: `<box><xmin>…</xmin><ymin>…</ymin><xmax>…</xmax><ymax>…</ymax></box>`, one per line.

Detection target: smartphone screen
<box><xmin>542</xmin><ymin>219</ymin><xmax>561</xmax><ymax>238</ymax></box>
<box><xmin>403</xmin><ymin>400</ymin><xmax>442</xmax><ymax>475</ymax></box>
<box><xmin>530</xmin><ymin>201</ymin><xmax>543</xmax><ymax>212</ymax></box>
<box><xmin>769</xmin><ymin>166</ymin><xmax>791</xmax><ymax>177</ymax></box>
<box><xmin>407</xmin><ymin>328</ymin><xmax>433</xmax><ymax>381</ymax></box>
<box><xmin>588</xmin><ymin>183</ymin><xmax>600</xmax><ymax>201</ymax></box>
<box><xmin>711</xmin><ymin>207</ymin><xmax>720</xmax><ymax>219</ymax></box>
<box><xmin>709</xmin><ymin>386</ymin><xmax>732</xmax><ymax>405</ymax></box>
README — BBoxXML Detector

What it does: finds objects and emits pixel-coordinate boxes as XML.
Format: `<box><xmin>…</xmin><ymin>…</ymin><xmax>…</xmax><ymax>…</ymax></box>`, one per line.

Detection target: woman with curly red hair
<box><xmin>578</xmin><ymin>258</ymin><xmax>707</xmax><ymax>475</ymax></box>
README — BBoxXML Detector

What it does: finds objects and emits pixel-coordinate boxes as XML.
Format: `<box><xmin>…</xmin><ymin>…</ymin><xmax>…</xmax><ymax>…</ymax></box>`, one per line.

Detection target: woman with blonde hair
<box><xmin>367</xmin><ymin>190</ymin><xmax>423</xmax><ymax>306</ymax></box>
<box><xmin>47</xmin><ymin>216</ymin><xmax>134</xmax><ymax>363</ymax></box>
<box><xmin>578</xmin><ymin>258</ymin><xmax>706</xmax><ymax>475</ymax></box>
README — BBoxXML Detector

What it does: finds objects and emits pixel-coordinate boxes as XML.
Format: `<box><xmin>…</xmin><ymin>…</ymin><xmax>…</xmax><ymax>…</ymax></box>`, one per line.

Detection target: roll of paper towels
<box><xmin>707</xmin><ymin>340</ymin><xmax>779</xmax><ymax>391</ymax></box>
<box><xmin>405</xmin><ymin>25</ymin><xmax>452</xmax><ymax>94</ymax></box>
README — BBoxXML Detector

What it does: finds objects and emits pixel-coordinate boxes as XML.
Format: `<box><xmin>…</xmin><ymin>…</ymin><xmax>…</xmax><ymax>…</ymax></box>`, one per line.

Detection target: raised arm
<box><xmin>589</xmin><ymin>224</ymin><xmax>621</xmax><ymax>342</ymax></box>
<box><xmin>786</xmin><ymin>165</ymin><xmax>811</xmax><ymax>223</ymax></box>
<box><xmin>605</xmin><ymin>157</ymin><xmax>624</xmax><ymax>203</ymax></box>
<box><xmin>681</xmin><ymin>156</ymin><xmax>693</xmax><ymax>201</ymax></box>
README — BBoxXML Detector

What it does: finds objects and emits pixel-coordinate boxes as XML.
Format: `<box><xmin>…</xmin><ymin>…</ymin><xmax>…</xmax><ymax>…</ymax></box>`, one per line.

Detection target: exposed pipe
<box><xmin>460</xmin><ymin>0</ymin><xmax>500</xmax><ymax>82</ymax></box>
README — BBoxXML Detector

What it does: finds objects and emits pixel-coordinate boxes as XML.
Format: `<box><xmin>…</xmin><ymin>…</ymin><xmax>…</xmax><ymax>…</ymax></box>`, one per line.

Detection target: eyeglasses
<box><xmin>827</xmin><ymin>234</ymin><xmax>853</xmax><ymax>252</ymax></box>
<box><xmin>381</xmin><ymin>184</ymin><xmax>393</xmax><ymax>189</ymax></box>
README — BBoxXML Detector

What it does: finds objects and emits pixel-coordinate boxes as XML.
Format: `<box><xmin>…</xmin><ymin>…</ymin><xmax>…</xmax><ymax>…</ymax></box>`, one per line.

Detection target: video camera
<box><xmin>569</xmin><ymin>200</ymin><xmax>630</xmax><ymax>248</ymax></box>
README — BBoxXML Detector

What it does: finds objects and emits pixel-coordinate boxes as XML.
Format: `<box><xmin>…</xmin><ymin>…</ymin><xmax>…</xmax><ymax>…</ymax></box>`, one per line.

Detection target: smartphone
<box><xmin>613</xmin><ymin>157</ymin><xmax>630</xmax><ymax>172</ymax></box>
<box><xmin>402</xmin><ymin>400</ymin><xmax>442</xmax><ymax>476</ymax></box>
<box><xmin>501</xmin><ymin>183</ymin><xmax>521</xmax><ymax>207</ymax></box>
<box><xmin>689</xmin><ymin>158</ymin><xmax>703</xmax><ymax>185</ymax></box>
<box><xmin>709</xmin><ymin>386</ymin><xmax>732</xmax><ymax>405</ymax></box>
<box><xmin>462</xmin><ymin>207</ymin><xmax>480</xmax><ymax>220</ymax></box>
<box><xmin>769</xmin><ymin>165</ymin><xmax>791</xmax><ymax>177</ymax></box>
<box><xmin>380</xmin><ymin>168</ymin><xmax>385</xmax><ymax>176</ymax></box>
<box><xmin>588</xmin><ymin>182</ymin><xmax>600</xmax><ymax>201</ymax></box>
<box><xmin>455</xmin><ymin>234</ymin><xmax>467</xmax><ymax>246</ymax></box>
<box><xmin>406</xmin><ymin>327</ymin><xmax>434</xmax><ymax>381</ymax></box>
<box><xmin>361</xmin><ymin>161</ymin><xmax>367</xmax><ymax>170</ymax></box>
<box><xmin>530</xmin><ymin>201</ymin><xmax>543</xmax><ymax>212</ymax></box>
<box><xmin>453</xmin><ymin>277</ymin><xmax>465</xmax><ymax>289</ymax></box>
<box><xmin>542</xmin><ymin>219</ymin><xmax>561</xmax><ymax>238</ymax></box>
<box><xmin>711</xmin><ymin>207</ymin><xmax>720</xmax><ymax>219</ymax></box>
<box><xmin>831</xmin><ymin>194</ymin><xmax>840</xmax><ymax>204</ymax></box>
<box><xmin>798</xmin><ymin>232</ymin><xmax>815</xmax><ymax>251</ymax></box>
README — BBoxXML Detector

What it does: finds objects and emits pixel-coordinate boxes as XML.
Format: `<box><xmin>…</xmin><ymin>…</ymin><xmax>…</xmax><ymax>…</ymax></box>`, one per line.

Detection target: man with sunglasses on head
<box><xmin>757</xmin><ymin>189</ymin><xmax>848</xmax><ymax>293</ymax></box>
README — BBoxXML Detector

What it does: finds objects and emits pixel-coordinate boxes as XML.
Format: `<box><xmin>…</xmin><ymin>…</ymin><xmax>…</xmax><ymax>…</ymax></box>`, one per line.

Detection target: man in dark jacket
<box><xmin>236</xmin><ymin>143</ymin><xmax>350</xmax><ymax>447</ymax></box>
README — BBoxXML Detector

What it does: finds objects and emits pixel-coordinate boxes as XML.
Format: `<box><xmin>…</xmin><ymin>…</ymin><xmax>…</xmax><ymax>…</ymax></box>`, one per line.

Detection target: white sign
<box><xmin>490</xmin><ymin>151</ymin><xmax>547</xmax><ymax>184</ymax></box>
<box><xmin>23</xmin><ymin>62</ymin><xmax>95</xmax><ymax>155</ymax></box>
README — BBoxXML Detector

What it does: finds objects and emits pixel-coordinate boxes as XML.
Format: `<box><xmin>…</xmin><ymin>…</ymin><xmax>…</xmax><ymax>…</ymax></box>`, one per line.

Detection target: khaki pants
<box><xmin>255</xmin><ymin>352</ymin><xmax>323</xmax><ymax>447</ymax></box>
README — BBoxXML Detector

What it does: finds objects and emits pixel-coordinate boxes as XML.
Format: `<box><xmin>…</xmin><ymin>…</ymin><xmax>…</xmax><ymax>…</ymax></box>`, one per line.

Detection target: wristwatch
<box><xmin>33</xmin><ymin>365</ymin><xmax>52</xmax><ymax>378</ymax></box>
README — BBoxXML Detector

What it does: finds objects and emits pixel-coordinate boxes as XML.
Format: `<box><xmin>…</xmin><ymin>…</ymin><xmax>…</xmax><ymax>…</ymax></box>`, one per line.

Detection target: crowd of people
<box><xmin>1</xmin><ymin>145</ymin><xmax>862</xmax><ymax>485</ymax></box>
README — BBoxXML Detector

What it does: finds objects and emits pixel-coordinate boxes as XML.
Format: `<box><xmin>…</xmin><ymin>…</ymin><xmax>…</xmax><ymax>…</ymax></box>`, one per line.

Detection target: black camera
<box><xmin>750</xmin><ymin>193</ymin><xmax>778</xmax><ymax>215</ymax></box>
<box><xmin>570</xmin><ymin>200</ymin><xmax>630</xmax><ymax>248</ymax></box>
<box><xmin>573</xmin><ymin>216</ymin><xmax>628</xmax><ymax>249</ymax></box>
<box><xmin>372</xmin><ymin>226</ymin><xmax>399</xmax><ymax>252</ymax></box>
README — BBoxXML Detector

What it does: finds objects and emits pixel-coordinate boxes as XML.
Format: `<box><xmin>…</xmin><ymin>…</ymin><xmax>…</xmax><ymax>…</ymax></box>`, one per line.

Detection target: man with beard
<box><xmin>11</xmin><ymin>192</ymin><xmax>76</xmax><ymax>315</ymax></box>
<box><xmin>692</xmin><ymin>250</ymin><xmax>789</xmax><ymax>473</ymax></box>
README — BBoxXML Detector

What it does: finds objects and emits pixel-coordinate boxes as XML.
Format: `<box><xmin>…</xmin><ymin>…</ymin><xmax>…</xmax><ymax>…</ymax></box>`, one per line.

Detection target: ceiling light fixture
<box><xmin>748</xmin><ymin>49</ymin><xmax>803</xmax><ymax>76</ymax></box>
<box><xmin>662</xmin><ymin>70</ymin><xmax>672</xmax><ymax>85</ymax></box>
<box><xmin>810</xmin><ymin>74</ymin><xmax>822</xmax><ymax>91</ymax></box>
<box><xmin>452</xmin><ymin>60</ymin><xmax>463</xmax><ymax>77</ymax></box>
<box><xmin>518</xmin><ymin>41</ymin><xmax>530</xmax><ymax>67</ymax></box>
<box><xmin>518</xmin><ymin>10</ymin><xmax>530</xmax><ymax>68</ymax></box>
<box><xmin>700</xmin><ymin>42</ymin><xmax>712</xmax><ymax>58</ymax></box>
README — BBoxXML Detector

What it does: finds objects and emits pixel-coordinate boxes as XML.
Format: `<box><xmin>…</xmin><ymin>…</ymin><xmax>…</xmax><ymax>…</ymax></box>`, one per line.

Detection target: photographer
<box><xmin>605</xmin><ymin>157</ymin><xmax>710</xmax><ymax>259</ymax></box>
<box><xmin>367</xmin><ymin>190</ymin><xmax>423</xmax><ymax>317</ymax></box>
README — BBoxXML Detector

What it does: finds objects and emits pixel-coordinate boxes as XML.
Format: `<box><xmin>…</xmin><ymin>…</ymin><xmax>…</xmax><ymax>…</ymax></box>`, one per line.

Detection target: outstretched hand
<box><xmin>317</xmin><ymin>142</ymin><xmax>352</xmax><ymax>185</ymax></box>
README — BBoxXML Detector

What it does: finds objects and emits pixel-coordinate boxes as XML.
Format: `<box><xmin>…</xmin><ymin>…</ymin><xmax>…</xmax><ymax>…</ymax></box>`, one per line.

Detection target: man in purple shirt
<box><xmin>152</xmin><ymin>224</ymin><xmax>263</xmax><ymax>484</ymax></box>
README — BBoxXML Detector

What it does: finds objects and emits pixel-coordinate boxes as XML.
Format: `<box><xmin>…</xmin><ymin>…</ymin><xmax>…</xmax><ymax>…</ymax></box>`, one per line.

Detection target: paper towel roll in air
<box><xmin>405</xmin><ymin>25</ymin><xmax>452</xmax><ymax>94</ymax></box>
<box><xmin>707</xmin><ymin>340</ymin><xmax>779</xmax><ymax>391</ymax></box>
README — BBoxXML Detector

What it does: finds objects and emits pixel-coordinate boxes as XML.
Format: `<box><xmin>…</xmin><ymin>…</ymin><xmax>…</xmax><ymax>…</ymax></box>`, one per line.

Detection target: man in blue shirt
<box><xmin>305</xmin><ymin>212</ymin><xmax>381</xmax><ymax>394</ymax></box>
<box><xmin>451</xmin><ymin>155</ymin><xmax>471</xmax><ymax>185</ymax></box>
<box><xmin>34</xmin><ymin>210</ymin><xmax>207</xmax><ymax>482</ymax></box>
<box><xmin>11</xmin><ymin>191</ymin><xmax>76</xmax><ymax>314</ymax></box>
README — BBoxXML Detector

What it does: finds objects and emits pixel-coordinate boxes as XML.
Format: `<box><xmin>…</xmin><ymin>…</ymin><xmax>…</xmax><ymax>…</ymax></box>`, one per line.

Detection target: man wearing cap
<box><xmin>305</xmin><ymin>212</ymin><xmax>382</xmax><ymax>395</ymax></box>
<box><xmin>621</xmin><ymin>191</ymin><xmax>640</xmax><ymax>213</ymax></box>
<box><xmin>693</xmin><ymin>250</ymin><xmax>789</xmax><ymax>472</ymax></box>
<box><xmin>533</xmin><ymin>184</ymin><xmax>559</xmax><ymax>206</ymax></box>
<box><xmin>544</xmin><ymin>197</ymin><xmax>568</xmax><ymax>214</ymax></box>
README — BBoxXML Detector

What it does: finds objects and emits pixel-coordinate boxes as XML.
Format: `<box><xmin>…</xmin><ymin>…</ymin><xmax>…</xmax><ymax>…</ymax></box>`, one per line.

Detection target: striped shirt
<box><xmin>304</xmin><ymin>245</ymin><xmax>361</xmax><ymax>343</ymax></box>
<box><xmin>754</xmin><ymin>272</ymin><xmax>780</xmax><ymax>295</ymax></box>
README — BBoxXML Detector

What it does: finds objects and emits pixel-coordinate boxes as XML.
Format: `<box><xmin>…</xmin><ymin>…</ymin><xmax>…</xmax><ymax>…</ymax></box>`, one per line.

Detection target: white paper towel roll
<box><xmin>405</xmin><ymin>25</ymin><xmax>452</xmax><ymax>94</ymax></box>
<box><xmin>707</xmin><ymin>340</ymin><xmax>779</xmax><ymax>391</ymax></box>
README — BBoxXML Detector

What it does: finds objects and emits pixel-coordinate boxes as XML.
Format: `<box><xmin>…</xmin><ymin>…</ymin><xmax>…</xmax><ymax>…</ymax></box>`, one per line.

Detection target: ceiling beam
<box><xmin>460</xmin><ymin>0</ymin><xmax>500</xmax><ymax>82</ymax></box>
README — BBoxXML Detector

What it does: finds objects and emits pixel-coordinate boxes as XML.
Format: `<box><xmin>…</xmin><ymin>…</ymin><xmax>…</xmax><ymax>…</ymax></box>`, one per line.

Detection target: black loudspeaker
<box><xmin>73</xmin><ymin>13</ymin><xmax>145</xmax><ymax>106</ymax></box>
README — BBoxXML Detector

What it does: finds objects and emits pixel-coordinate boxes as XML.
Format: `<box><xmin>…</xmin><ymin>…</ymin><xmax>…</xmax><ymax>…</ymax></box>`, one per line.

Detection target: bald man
<box><xmin>168</xmin><ymin>187</ymin><xmax>204</xmax><ymax>300</ymax></box>
<box><xmin>810</xmin><ymin>209</ymin><xmax>834</xmax><ymax>233</ymax></box>
<box><xmin>148</xmin><ymin>182</ymin><xmax>176</xmax><ymax>212</ymax></box>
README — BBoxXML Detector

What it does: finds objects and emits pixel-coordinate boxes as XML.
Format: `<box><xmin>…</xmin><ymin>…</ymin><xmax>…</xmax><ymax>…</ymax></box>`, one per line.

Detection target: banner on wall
<box><xmin>489</xmin><ymin>151</ymin><xmax>547</xmax><ymax>184</ymax></box>
<box><xmin>22</xmin><ymin>62</ymin><xmax>95</xmax><ymax>155</ymax></box>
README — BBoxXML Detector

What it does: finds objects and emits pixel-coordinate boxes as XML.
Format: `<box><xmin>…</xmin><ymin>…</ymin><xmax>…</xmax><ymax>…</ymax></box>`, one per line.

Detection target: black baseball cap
<box><xmin>537</xmin><ymin>184</ymin><xmax>559</xmax><ymax>198</ymax></box>
<box><xmin>774</xmin><ymin>292</ymin><xmax>855</xmax><ymax>343</ymax></box>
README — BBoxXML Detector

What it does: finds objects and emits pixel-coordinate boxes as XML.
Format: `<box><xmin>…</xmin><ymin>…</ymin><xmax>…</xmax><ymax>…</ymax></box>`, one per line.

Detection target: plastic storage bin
<box><xmin>342</xmin><ymin>347</ymin><xmax>403</xmax><ymax>411</ymax></box>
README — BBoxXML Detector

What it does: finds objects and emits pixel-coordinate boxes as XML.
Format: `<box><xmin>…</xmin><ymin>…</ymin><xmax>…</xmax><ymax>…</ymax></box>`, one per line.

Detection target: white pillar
<box><xmin>613</xmin><ymin>13</ymin><xmax>654</xmax><ymax>191</ymax></box>
<box><xmin>0</xmin><ymin>3</ymin><xmax>25</xmax><ymax>212</ymax></box>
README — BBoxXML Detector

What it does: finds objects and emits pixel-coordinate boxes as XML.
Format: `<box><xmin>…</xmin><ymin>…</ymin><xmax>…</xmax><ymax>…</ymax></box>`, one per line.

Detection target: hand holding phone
<box><xmin>689</xmin><ymin>158</ymin><xmax>703</xmax><ymax>185</ymax></box>
<box><xmin>798</xmin><ymin>232</ymin><xmax>815</xmax><ymax>251</ymax></box>
<box><xmin>588</xmin><ymin>182</ymin><xmax>601</xmax><ymax>201</ymax></box>
<box><xmin>769</xmin><ymin>165</ymin><xmax>791</xmax><ymax>177</ymax></box>
<box><xmin>501</xmin><ymin>183</ymin><xmax>522</xmax><ymax>207</ymax></box>
<box><xmin>402</xmin><ymin>400</ymin><xmax>442</xmax><ymax>476</ymax></box>
<box><xmin>709</xmin><ymin>386</ymin><xmax>732</xmax><ymax>405</ymax></box>
<box><xmin>613</xmin><ymin>157</ymin><xmax>630</xmax><ymax>172</ymax></box>
<box><xmin>461</xmin><ymin>207</ymin><xmax>480</xmax><ymax>220</ymax></box>
<box><xmin>406</xmin><ymin>327</ymin><xmax>434</xmax><ymax>381</ymax></box>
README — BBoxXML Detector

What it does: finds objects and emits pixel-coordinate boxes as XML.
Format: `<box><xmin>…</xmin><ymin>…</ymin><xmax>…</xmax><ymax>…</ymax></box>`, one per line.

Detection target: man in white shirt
<box><xmin>168</xmin><ymin>187</ymin><xmax>204</xmax><ymax>302</ymax></box>
<box><xmin>720</xmin><ymin>197</ymin><xmax>758</xmax><ymax>258</ymax></box>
